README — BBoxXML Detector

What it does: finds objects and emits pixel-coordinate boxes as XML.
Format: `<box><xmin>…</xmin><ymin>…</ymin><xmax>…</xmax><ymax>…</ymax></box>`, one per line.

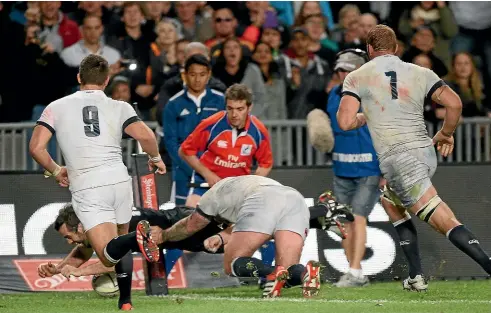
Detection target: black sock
<box><xmin>116</xmin><ymin>252</ymin><xmax>133</xmax><ymax>309</ymax></box>
<box><xmin>394</xmin><ymin>219</ymin><xmax>423</xmax><ymax>278</ymax></box>
<box><xmin>285</xmin><ymin>264</ymin><xmax>305</xmax><ymax>287</ymax></box>
<box><xmin>231</xmin><ymin>257</ymin><xmax>275</xmax><ymax>277</ymax></box>
<box><xmin>104</xmin><ymin>232</ymin><xmax>139</xmax><ymax>263</ymax></box>
<box><xmin>448</xmin><ymin>225</ymin><xmax>491</xmax><ymax>275</ymax></box>
<box><xmin>309</xmin><ymin>204</ymin><xmax>328</xmax><ymax>219</ymax></box>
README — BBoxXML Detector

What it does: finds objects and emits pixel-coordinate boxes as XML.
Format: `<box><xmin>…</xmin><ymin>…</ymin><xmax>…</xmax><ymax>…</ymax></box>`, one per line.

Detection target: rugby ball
<box><xmin>92</xmin><ymin>273</ymin><xmax>119</xmax><ymax>297</ymax></box>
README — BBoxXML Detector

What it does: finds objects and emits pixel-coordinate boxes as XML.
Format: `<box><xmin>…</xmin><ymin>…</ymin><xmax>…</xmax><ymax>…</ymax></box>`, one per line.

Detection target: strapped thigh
<box><xmin>415</xmin><ymin>195</ymin><xmax>442</xmax><ymax>222</ymax></box>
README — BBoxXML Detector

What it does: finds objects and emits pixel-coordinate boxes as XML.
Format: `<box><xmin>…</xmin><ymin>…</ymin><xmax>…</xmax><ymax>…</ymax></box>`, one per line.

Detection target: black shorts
<box><xmin>129</xmin><ymin>206</ymin><xmax>225</xmax><ymax>253</ymax></box>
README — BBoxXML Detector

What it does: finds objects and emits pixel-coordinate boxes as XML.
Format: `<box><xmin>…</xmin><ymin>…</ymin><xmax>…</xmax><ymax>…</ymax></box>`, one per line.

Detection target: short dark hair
<box><xmin>123</xmin><ymin>1</ymin><xmax>143</xmax><ymax>15</ymax></box>
<box><xmin>79</xmin><ymin>54</ymin><xmax>109</xmax><ymax>86</ymax></box>
<box><xmin>53</xmin><ymin>203</ymin><xmax>80</xmax><ymax>232</ymax></box>
<box><xmin>225</xmin><ymin>84</ymin><xmax>253</xmax><ymax>107</ymax></box>
<box><xmin>184</xmin><ymin>54</ymin><xmax>211</xmax><ymax>72</ymax></box>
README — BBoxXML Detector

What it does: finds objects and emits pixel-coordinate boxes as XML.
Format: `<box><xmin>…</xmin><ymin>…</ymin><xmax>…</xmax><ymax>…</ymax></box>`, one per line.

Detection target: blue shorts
<box><xmin>174</xmin><ymin>180</ymin><xmax>190</xmax><ymax>205</ymax></box>
<box><xmin>333</xmin><ymin>175</ymin><xmax>381</xmax><ymax>218</ymax></box>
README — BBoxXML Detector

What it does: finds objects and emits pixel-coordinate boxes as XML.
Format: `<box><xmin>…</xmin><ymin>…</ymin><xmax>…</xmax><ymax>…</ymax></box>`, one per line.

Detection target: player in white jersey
<box><xmin>140</xmin><ymin>175</ymin><xmax>325</xmax><ymax>298</ymax></box>
<box><xmin>29</xmin><ymin>54</ymin><xmax>165</xmax><ymax>310</ymax></box>
<box><xmin>337</xmin><ymin>25</ymin><xmax>491</xmax><ymax>291</ymax></box>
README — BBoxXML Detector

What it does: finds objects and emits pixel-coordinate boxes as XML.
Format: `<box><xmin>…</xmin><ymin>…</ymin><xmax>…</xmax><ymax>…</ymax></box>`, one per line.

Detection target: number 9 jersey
<box><xmin>37</xmin><ymin>90</ymin><xmax>140</xmax><ymax>192</ymax></box>
<box><xmin>341</xmin><ymin>54</ymin><xmax>445</xmax><ymax>160</ymax></box>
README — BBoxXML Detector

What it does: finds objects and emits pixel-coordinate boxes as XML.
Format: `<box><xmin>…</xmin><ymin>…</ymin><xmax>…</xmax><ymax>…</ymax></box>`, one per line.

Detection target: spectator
<box><xmin>205</xmin><ymin>7</ymin><xmax>259</xmax><ymax>58</ymax></box>
<box><xmin>252</xmin><ymin>41</ymin><xmax>289</xmax><ymax>164</ymax></box>
<box><xmin>141</xmin><ymin>1</ymin><xmax>171</xmax><ymax>42</ymax></box>
<box><xmin>413</xmin><ymin>53</ymin><xmax>433</xmax><ymax>69</ymax></box>
<box><xmin>174</xmin><ymin>1</ymin><xmax>214</xmax><ymax>42</ymax></box>
<box><xmin>450</xmin><ymin>1</ymin><xmax>491</xmax><ymax>93</ymax></box>
<box><xmin>303</xmin><ymin>13</ymin><xmax>338</xmax><ymax>65</ymax></box>
<box><xmin>271</xmin><ymin>1</ymin><xmax>334</xmax><ymax>30</ymax></box>
<box><xmin>260</xmin><ymin>11</ymin><xmax>287</xmax><ymax>60</ymax></box>
<box><xmin>156</xmin><ymin>42</ymin><xmax>227</xmax><ymax>127</ymax></box>
<box><xmin>69</xmin><ymin>1</ymin><xmax>120</xmax><ymax>38</ymax></box>
<box><xmin>444</xmin><ymin>52</ymin><xmax>488</xmax><ymax>117</ymax></box>
<box><xmin>163</xmin><ymin>54</ymin><xmax>226</xmax><ymax>206</ymax></box>
<box><xmin>395</xmin><ymin>38</ymin><xmax>407</xmax><ymax>58</ymax></box>
<box><xmin>340</xmin><ymin>19</ymin><xmax>364</xmax><ymax>51</ymax></box>
<box><xmin>133</xmin><ymin>19</ymin><xmax>181</xmax><ymax>120</ymax></box>
<box><xmin>212</xmin><ymin>37</ymin><xmax>266</xmax><ymax>117</ymax></box>
<box><xmin>106</xmin><ymin>75</ymin><xmax>131</xmax><ymax>102</ymax></box>
<box><xmin>284</xmin><ymin>28</ymin><xmax>330</xmax><ymax>119</ymax></box>
<box><xmin>402</xmin><ymin>26</ymin><xmax>447</xmax><ymax>77</ymax></box>
<box><xmin>38</xmin><ymin>1</ymin><xmax>81</xmax><ymax>53</ymax></box>
<box><xmin>107</xmin><ymin>2</ymin><xmax>152</xmax><ymax>71</ymax></box>
<box><xmin>330</xmin><ymin>4</ymin><xmax>361</xmax><ymax>44</ymax></box>
<box><xmin>325</xmin><ymin>49</ymin><xmax>382</xmax><ymax>288</ymax></box>
<box><xmin>60</xmin><ymin>15</ymin><xmax>121</xmax><ymax>68</ymax></box>
<box><xmin>359</xmin><ymin>13</ymin><xmax>378</xmax><ymax>45</ymax></box>
<box><xmin>398</xmin><ymin>1</ymin><xmax>458</xmax><ymax>68</ymax></box>
<box><xmin>175</xmin><ymin>38</ymin><xmax>191</xmax><ymax>68</ymax></box>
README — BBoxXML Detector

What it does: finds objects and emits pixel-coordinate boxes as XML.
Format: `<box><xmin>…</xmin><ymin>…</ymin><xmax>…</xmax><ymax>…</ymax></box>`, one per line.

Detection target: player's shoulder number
<box><xmin>82</xmin><ymin>106</ymin><xmax>100</xmax><ymax>137</ymax></box>
<box><xmin>384</xmin><ymin>71</ymin><xmax>398</xmax><ymax>100</ymax></box>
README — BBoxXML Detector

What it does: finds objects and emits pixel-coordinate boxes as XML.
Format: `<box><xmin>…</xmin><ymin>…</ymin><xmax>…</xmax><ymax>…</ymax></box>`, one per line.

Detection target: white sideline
<box><xmin>162</xmin><ymin>294</ymin><xmax>491</xmax><ymax>304</ymax></box>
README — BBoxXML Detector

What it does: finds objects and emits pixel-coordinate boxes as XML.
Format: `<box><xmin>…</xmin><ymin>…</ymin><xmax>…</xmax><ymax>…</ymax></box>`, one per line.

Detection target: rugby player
<box><xmin>29</xmin><ymin>54</ymin><xmax>165</xmax><ymax>310</ymax></box>
<box><xmin>337</xmin><ymin>24</ymin><xmax>491</xmax><ymax>291</ymax></box>
<box><xmin>39</xmin><ymin>199</ymin><xmax>352</xmax><ymax>282</ymax></box>
<box><xmin>140</xmin><ymin>175</ymin><xmax>354</xmax><ymax>298</ymax></box>
<box><xmin>179</xmin><ymin>83</ymin><xmax>273</xmax><ymax>208</ymax></box>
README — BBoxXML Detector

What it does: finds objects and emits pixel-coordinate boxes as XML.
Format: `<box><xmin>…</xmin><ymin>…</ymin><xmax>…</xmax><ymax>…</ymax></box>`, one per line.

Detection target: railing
<box><xmin>1</xmin><ymin>117</ymin><xmax>490</xmax><ymax>171</ymax></box>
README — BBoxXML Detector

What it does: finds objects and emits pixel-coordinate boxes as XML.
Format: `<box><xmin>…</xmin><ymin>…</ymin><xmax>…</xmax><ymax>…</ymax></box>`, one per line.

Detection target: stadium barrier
<box><xmin>0</xmin><ymin>165</ymin><xmax>490</xmax><ymax>293</ymax></box>
<box><xmin>1</xmin><ymin>117</ymin><xmax>491</xmax><ymax>171</ymax></box>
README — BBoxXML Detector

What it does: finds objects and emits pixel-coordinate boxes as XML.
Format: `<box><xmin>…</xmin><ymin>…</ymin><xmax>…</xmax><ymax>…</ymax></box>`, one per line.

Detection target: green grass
<box><xmin>1</xmin><ymin>281</ymin><xmax>491</xmax><ymax>313</ymax></box>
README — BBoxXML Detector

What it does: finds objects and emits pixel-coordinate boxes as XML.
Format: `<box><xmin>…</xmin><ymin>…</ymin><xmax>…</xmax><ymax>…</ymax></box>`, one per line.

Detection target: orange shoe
<box><xmin>120</xmin><ymin>303</ymin><xmax>133</xmax><ymax>311</ymax></box>
<box><xmin>302</xmin><ymin>260</ymin><xmax>321</xmax><ymax>298</ymax></box>
<box><xmin>262</xmin><ymin>266</ymin><xmax>289</xmax><ymax>298</ymax></box>
<box><xmin>136</xmin><ymin>220</ymin><xmax>160</xmax><ymax>263</ymax></box>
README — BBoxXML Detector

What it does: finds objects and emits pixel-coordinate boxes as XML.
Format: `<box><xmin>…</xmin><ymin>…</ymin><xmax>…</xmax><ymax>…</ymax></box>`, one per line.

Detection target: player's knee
<box><xmin>101</xmin><ymin>246</ymin><xmax>118</xmax><ymax>267</ymax></box>
<box><xmin>415</xmin><ymin>195</ymin><xmax>442</xmax><ymax>223</ymax></box>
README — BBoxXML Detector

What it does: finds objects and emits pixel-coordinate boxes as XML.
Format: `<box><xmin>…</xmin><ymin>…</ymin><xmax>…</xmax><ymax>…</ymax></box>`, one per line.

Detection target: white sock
<box><xmin>349</xmin><ymin>268</ymin><xmax>363</xmax><ymax>278</ymax></box>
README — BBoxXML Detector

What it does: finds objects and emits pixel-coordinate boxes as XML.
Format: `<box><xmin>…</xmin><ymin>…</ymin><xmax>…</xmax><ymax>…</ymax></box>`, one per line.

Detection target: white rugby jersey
<box><xmin>197</xmin><ymin>175</ymin><xmax>283</xmax><ymax>223</ymax></box>
<box><xmin>342</xmin><ymin>54</ymin><xmax>444</xmax><ymax>159</ymax></box>
<box><xmin>37</xmin><ymin>90</ymin><xmax>140</xmax><ymax>192</ymax></box>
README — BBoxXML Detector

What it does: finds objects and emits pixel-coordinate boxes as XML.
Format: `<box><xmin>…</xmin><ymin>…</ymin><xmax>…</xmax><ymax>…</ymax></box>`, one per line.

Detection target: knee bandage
<box><xmin>416</xmin><ymin>195</ymin><xmax>442</xmax><ymax>222</ymax></box>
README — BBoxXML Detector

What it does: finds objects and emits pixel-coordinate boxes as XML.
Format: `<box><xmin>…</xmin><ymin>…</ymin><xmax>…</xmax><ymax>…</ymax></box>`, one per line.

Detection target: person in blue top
<box><xmin>325</xmin><ymin>49</ymin><xmax>383</xmax><ymax>287</ymax></box>
<box><xmin>163</xmin><ymin>54</ymin><xmax>226</xmax><ymax>206</ymax></box>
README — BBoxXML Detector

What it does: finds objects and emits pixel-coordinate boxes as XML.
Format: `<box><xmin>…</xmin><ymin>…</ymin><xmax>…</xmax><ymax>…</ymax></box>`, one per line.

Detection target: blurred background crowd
<box><xmin>0</xmin><ymin>1</ymin><xmax>490</xmax><ymax>127</ymax></box>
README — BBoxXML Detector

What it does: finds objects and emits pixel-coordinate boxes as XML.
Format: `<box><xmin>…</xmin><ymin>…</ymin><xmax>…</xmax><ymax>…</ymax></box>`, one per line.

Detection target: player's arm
<box><xmin>337</xmin><ymin>73</ymin><xmax>366</xmax><ymax>131</ymax></box>
<box><xmin>124</xmin><ymin>121</ymin><xmax>160</xmax><ymax>158</ymax></box>
<box><xmin>252</xmin><ymin>118</ymin><xmax>273</xmax><ymax>176</ymax></box>
<box><xmin>61</xmin><ymin>261</ymin><xmax>114</xmax><ymax>278</ymax></box>
<box><xmin>430</xmin><ymin>84</ymin><xmax>463</xmax><ymax>136</ymax></box>
<box><xmin>55</xmin><ymin>244</ymin><xmax>94</xmax><ymax>271</ymax></box>
<box><xmin>160</xmin><ymin>212</ymin><xmax>211</xmax><ymax>242</ymax></box>
<box><xmin>29</xmin><ymin>125</ymin><xmax>62</xmax><ymax>175</ymax></box>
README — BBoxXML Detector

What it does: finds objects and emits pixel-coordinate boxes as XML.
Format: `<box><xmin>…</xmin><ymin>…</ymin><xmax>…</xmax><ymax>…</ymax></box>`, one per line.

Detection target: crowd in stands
<box><xmin>0</xmin><ymin>1</ymin><xmax>491</xmax><ymax>127</ymax></box>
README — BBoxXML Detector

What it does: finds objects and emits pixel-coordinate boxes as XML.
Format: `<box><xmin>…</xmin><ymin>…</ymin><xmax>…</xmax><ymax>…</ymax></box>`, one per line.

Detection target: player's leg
<box><xmin>336</xmin><ymin>176</ymin><xmax>380</xmax><ymax>287</ymax></box>
<box><xmin>274</xmin><ymin>189</ymin><xmax>320</xmax><ymax>298</ymax></box>
<box><xmin>332</xmin><ymin>176</ymin><xmax>356</xmax><ymax>283</ymax></box>
<box><xmin>113</xmin><ymin>181</ymin><xmax>135</xmax><ymax>310</ymax></box>
<box><xmin>407</xmin><ymin>185</ymin><xmax>491</xmax><ymax>275</ymax></box>
<box><xmin>224</xmin><ymin>231</ymin><xmax>273</xmax><ymax>276</ymax></box>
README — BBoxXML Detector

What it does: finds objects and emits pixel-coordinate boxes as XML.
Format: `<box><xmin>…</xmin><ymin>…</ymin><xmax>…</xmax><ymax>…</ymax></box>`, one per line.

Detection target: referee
<box><xmin>325</xmin><ymin>49</ymin><xmax>383</xmax><ymax>287</ymax></box>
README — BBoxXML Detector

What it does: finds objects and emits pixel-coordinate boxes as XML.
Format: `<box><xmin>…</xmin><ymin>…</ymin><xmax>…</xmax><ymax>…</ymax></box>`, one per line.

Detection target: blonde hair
<box><xmin>444</xmin><ymin>52</ymin><xmax>483</xmax><ymax>108</ymax></box>
<box><xmin>366</xmin><ymin>24</ymin><xmax>397</xmax><ymax>52</ymax></box>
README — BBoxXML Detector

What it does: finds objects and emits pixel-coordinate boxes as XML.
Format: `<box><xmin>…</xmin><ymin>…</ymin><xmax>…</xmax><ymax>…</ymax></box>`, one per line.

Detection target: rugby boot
<box><xmin>334</xmin><ymin>273</ymin><xmax>370</xmax><ymax>287</ymax></box>
<box><xmin>403</xmin><ymin>274</ymin><xmax>428</xmax><ymax>292</ymax></box>
<box><xmin>302</xmin><ymin>260</ymin><xmax>321</xmax><ymax>297</ymax></box>
<box><xmin>262</xmin><ymin>266</ymin><xmax>289</xmax><ymax>298</ymax></box>
<box><xmin>136</xmin><ymin>220</ymin><xmax>160</xmax><ymax>263</ymax></box>
<box><xmin>317</xmin><ymin>190</ymin><xmax>354</xmax><ymax>239</ymax></box>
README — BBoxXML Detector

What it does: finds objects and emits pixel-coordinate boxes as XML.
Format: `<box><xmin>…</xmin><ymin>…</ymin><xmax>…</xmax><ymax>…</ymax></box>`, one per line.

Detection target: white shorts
<box><xmin>71</xmin><ymin>179</ymin><xmax>133</xmax><ymax>231</ymax></box>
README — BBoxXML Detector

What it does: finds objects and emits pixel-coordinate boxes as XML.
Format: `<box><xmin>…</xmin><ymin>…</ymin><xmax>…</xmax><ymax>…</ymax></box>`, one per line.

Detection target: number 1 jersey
<box><xmin>37</xmin><ymin>90</ymin><xmax>140</xmax><ymax>192</ymax></box>
<box><xmin>342</xmin><ymin>54</ymin><xmax>444</xmax><ymax>160</ymax></box>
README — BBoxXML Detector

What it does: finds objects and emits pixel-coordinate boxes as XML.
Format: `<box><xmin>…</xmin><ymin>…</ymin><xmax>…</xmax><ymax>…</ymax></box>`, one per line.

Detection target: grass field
<box><xmin>1</xmin><ymin>281</ymin><xmax>491</xmax><ymax>313</ymax></box>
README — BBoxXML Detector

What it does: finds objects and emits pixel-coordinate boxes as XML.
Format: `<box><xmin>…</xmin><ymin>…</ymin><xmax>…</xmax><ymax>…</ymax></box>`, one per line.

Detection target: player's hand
<box><xmin>204</xmin><ymin>172</ymin><xmax>221</xmax><ymax>187</ymax></box>
<box><xmin>432</xmin><ymin>130</ymin><xmax>454</xmax><ymax>157</ymax></box>
<box><xmin>150</xmin><ymin>226</ymin><xmax>164</xmax><ymax>245</ymax></box>
<box><xmin>61</xmin><ymin>265</ymin><xmax>81</xmax><ymax>280</ymax></box>
<box><xmin>38</xmin><ymin>262</ymin><xmax>59</xmax><ymax>278</ymax></box>
<box><xmin>55</xmin><ymin>167</ymin><xmax>70</xmax><ymax>187</ymax></box>
<box><xmin>148</xmin><ymin>159</ymin><xmax>166</xmax><ymax>175</ymax></box>
<box><xmin>204</xmin><ymin>235</ymin><xmax>223</xmax><ymax>253</ymax></box>
<box><xmin>378</xmin><ymin>177</ymin><xmax>387</xmax><ymax>189</ymax></box>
